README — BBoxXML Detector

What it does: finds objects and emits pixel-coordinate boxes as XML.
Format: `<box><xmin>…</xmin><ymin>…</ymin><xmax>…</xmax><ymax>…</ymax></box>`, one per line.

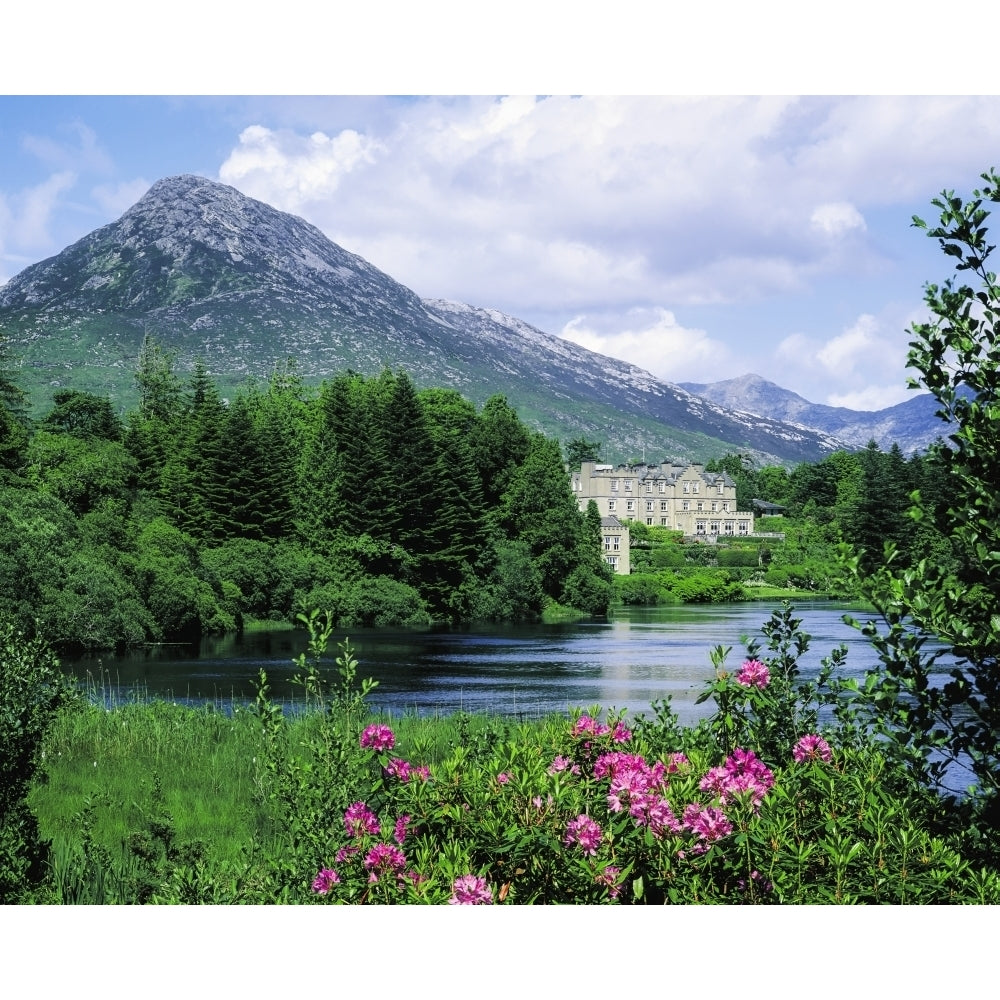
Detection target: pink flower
<box><xmin>449</xmin><ymin>874</ymin><xmax>493</xmax><ymax>905</ymax></box>
<box><xmin>736</xmin><ymin>659</ymin><xmax>771</xmax><ymax>689</ymax></box>
<box><xmin>393</xmin><ymin>814</ymin><xmax>413</xmax><ymax>846</ymax></box>
<box><xmin>311</xmin><ymin>868</ymin><xmax>340</xmax><ymax>894</ymax></box>
<box><xmin>666</xmin><ymin>752</ymin><xmax>690</xmax><ymax>774</ymax></box>
<box><xmin>612</xmin><ymin>721</ymin><xmax>632</xmax><ymax>744</ymax></box>
<box><xmin>793</xmin><ymin>734</ymin><xmax>833</xmax><ymax>763</ymax></box>
<box><xmin>363</xmin><ymin>842</ymin><xmax>407</xmax><ymax>882</ymax></box>
<box><xmin>572</xmin><ymin>715</ymin><xmax>611</xmax><ymax>738</ymax></box>
<box><xmin>564</xmin><ymin>814</ymin><xmax>603</xmax><ymax>856</ymax></box>
<box><xmin>548</xmin><ymin>755</ymin><xmax>573</xmax><ymax>775</ymax></box>
<box><xmin>335</xmin><ymin>845</ymin><xmax>359</xmax><ymax>864</ymax></box>
<box><xmin>343</xmin><ymin>800</ymin><xmax>380</xmax><ymax>838</ymax></box>
<box><xmin>595</xmin><ymin>865</ymin><xmax>623</xmax><ymax>900</ymax></box>
<box><xmin>360</xmin><ymin>723</ymin><xmax>396</xmax><ymax>752</ymax></box>
<box><xmin>384</xmin><ymin>757</ymin><xmax>412</xmax><ymax>781</ymax></box>
<box><xmin>411</xmin><ymin>764</ymin><xmax>431</xmax><ymax>782</ymax></box>
<box><xmin>682</xmin><ymin>804</ymin><xmax>733</xmax><ymax>843</ymax></box>
<box><xmin>496</xmin><ymin>772</ymin><xmax>511</xmax><ymax>785</ymax></box>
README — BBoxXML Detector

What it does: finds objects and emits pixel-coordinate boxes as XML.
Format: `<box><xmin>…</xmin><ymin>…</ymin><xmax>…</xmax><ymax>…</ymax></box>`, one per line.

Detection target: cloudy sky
<box><xmin>2</xmin><ymin>14</ymin><xmax>998</xmax><ymax>410</ymax></box>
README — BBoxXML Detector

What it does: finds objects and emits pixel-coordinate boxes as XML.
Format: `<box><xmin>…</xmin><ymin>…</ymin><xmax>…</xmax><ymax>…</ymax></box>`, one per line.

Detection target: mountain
<box><xmin>1</xmin><ymin>174</ymin><xmax>845</xmax><ymax>464</ymax></box>
<box><xmin>678</xmin><ymin>374</ymin><xmax>952</xmax><ymax>455</ymax></box>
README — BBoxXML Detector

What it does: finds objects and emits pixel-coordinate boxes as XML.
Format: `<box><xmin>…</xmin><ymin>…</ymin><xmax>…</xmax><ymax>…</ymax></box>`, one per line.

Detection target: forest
<box><xmin>0</xmin><ymin>338</ymin><xmax>615</xmax><ymax>652</ymax></box>
<box><xmin>0</xmin><ymin>321</ymin><xmax>967</xmax><ymax>652</ymax></box>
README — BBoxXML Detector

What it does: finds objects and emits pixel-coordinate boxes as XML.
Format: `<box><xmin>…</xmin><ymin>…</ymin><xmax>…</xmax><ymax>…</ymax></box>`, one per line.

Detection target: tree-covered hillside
<box><xmin>0</xmin><ymin>336</ymin><xmax>612</xmax><ymax>652</ymax></box>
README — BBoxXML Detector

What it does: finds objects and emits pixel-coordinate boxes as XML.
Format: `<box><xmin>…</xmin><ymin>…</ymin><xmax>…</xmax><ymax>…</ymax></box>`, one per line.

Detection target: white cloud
<box><xmin>828</xmin><ymin>385</ymin><xmax>913</xmax><ymax>410</ymax></box>
<box><xmin>558</xmin><ymin>307</ymin><xmax>732</xmax><ymax>383</ymax></box>
<box><xmin>772</xmin><ymin>313</ymin><xmax>916</xmax><ymax>406</ymax></box>
<box><xmin>810</xmin><ymin>201</ymin><xmax>866</xmax><ymax>237</ymax></box>
<box><xmin>219</xmin><ymin>124</ymin><xmax>381</xmax><ymax>215</ymax></box>
<box><xmin>21</xmin><ymin>121</ymin><xmax>113</xmax><ymax>175</ymax></box>
<box><xmin>9</xmin><ymin>171</ymin><xmax>77</xmax><ymax>250</ymax></box>
<box><xmin>92</xmin><ymin>178</ymin><xmax>152</xmax><ymax>216</ymax></box>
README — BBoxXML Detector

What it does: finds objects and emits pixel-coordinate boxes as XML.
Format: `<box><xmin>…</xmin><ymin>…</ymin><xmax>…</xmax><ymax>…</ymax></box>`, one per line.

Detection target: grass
<box><xmin>29</xmin><ymin>693</ymin><xmax>569</xmax><ymax>875</ymax></box>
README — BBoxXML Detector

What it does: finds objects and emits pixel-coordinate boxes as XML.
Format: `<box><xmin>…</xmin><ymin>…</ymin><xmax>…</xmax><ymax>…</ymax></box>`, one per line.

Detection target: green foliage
<box><xmin>845</xmin><ymin>170</ymin><xmax>1000</xmax><ymax>820</ymax></box>
<box><xmin>27</xmin><ymin>607</ymin><xmax>1000</xmax><ymax>903</ymax></box>
<box><xmin>564</xmin><ymin>435</ymin><xmax>602</xmax><ymax>466</ymax></box>
<box><xmin>0</xmin><ymin>617</ymin><xmax>75</xmax><ymax>901</ymax></box>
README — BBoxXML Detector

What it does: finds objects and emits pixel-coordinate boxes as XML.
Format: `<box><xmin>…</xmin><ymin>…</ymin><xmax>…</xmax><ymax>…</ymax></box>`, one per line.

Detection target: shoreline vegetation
<box><xmin>19</xmin><ymin>607</ymin><xmax>1000</xmax><ymax>904</ymax></box>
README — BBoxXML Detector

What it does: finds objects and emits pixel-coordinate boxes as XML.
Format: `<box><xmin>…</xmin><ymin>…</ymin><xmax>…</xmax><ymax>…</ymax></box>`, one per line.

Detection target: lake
<box><xmin>66</xmin><ymin>600</ymin><xmax>900</xmax><ymax>726</ymax></box>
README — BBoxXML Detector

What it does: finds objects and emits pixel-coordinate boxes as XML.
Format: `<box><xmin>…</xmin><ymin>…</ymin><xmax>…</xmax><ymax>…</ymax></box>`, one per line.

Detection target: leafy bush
<box><xmin>0</xmin><ymin>618</ymin><xmax>75</xmax><ymax>901</ymax></box>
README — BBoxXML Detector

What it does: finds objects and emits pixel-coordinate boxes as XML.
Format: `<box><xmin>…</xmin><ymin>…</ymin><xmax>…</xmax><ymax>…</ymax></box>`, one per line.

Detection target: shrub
<box><xmin>0</xmin><ymin>618</ymin><xmax>75</xmax><ymax>901</ymax></box>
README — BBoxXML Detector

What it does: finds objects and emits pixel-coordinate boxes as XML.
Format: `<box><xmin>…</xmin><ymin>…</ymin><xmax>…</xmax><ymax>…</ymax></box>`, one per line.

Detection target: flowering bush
<box><xmin>249</xmin><ymin>607</ymin><xmax>1000</xmax><ymax>905</ymax></box>
<box><xmin>360</xmin><ymin>723</ymin><xmax>396</xmax><ymax>753</ymax></box>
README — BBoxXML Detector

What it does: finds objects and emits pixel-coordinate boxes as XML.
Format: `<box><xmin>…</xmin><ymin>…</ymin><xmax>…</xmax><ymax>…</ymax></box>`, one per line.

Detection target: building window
<box><xmin>739</xmin><ymin>521</ymin><xmax>749</xmax><ymax>535</ymax></box>
<box><xmin>660</xmin><ymin>517</ymin><xmax>668</xmax><ymax>526</ymax></box>
<box><xmin>613</xmin><ymin>536</ymin><xmax>620</xmax><ymax>550</ymax></box>
<box><xmin>682</xmin><ymin>500</ymin><xmax>689</xmax><ymax>511</ymax></box>
<box><xmin>624</xmin><ymin>480</ymin><xmax>633</xmax><ymax>492</ymax></box>
<box><xmin>697</xmin><ymin>501</ymin><xmax>704</xmax><ymax>511</ymax></box>
<box><xmin>604</xmin><ymin>535</ymin><xmax>612</xmax><ymax>550</ymax></box>
<box><xmin>646</xmin><ymin>500</ymin><xmax>654</xmax><ymax>511</ymax></box>
<box><xmin>710</xmin><ymin>522</ymin><xmax>720</xmax><ymax>534</ymax></box>
<box><xmin>722</xmin><ymin>502</ymin><xmax>729</xmax><ymax>511</ymax></box>
<box><xmin>718</xmin><ymin>485</ymin><xmax>724</xmax><ymax>495</ymax></box>
<box><xmin>660</xmin><ymin>501</ymin><xmax>668</xmax><ymax>511</ymax></box>
<box><xmin>692</xmin><ymin>482</ymin><xmax>699</xmax><ymax>494</ymax></box>
<box><xmin>711</xmin><ymin>502</ymin><xmax>718</xmax><ymax>512</ymax></box>
<box><xmin>696</xmin><ymin>521</ymin><xmax>706</xmax><ymax>534</ymax></box>
<box><xmin>658</xmin><ymin>481</ymin><xmax>666</xmax><ymax>493</ymax></box>
<box><xmin>646</xmin><ymin>517</ymin><xmax>653</xmax><ymax>525</ymax></box>
<box><xmin>626</xmin><ymin>499</ymin><xmax>635</xmax><ymax>512</ymax></box>
<box><xmin>608</xmin><ymin>499</ymin><xmax>616</xmax><ymax>511</ymax></box>
<box><xmin>605</xmin><ymin>555</ymin><xmax>619</xmax><ymax>568</ymax></box>
<box><xmin>724</xmin><ymin>522</ymin><xmax>734</xmax><ymax>534</ymax></box>
<box><xmin>683</xmin><ymin>482</ymin><xmax>690</xmax><ymax>494</ymax></box>
<box><xmin>611</xmin><ymin>478</ymin><xmax>619</xmax><ymax>492</ymax></box>
<box><xmin>645</xmin><ymin>481</ymin><xmax>652</xmax><ymax>494</ymax></box>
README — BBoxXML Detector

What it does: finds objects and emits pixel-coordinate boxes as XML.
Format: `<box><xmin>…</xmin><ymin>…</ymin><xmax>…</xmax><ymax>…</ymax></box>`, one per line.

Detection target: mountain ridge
<box><xmin>0</xmin><ymin>175</ymin><xmax>877</xmax><ymax>464</ymax></box>
<box><xmin>678</xmin><ymin>373</ymin><xmax>950</xmax><ymax>454</ymax></box>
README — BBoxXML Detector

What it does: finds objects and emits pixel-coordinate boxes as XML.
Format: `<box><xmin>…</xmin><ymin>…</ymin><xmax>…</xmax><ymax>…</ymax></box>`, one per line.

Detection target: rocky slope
<box><xmin>1</xmin><ymin>175</ymin><xmax>845</xmax><ymax>464</ymax></box>
<box><xmin>679</xmin><ymin>373</ymin><xmax>951</xmax><ymax>454</ymax></box>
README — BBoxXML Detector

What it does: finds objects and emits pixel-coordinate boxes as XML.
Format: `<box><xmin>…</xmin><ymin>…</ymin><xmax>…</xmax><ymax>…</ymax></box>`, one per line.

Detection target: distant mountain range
<box><xmin>0</xmin><ymin>175</ymin><xmax>947</xmax><ymax>464</ymax></box>
<box><xmin>678</xmin><ymin>374</ymin><xmax>951</xmax><ymax>455</ymax></box>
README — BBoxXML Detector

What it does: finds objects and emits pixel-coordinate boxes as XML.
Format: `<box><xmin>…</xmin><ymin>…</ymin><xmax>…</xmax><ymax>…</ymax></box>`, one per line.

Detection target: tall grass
<box><xmin>30</xmin><ymin>687</ymin><xmax>569</xmax><ymax>881</ymax></box>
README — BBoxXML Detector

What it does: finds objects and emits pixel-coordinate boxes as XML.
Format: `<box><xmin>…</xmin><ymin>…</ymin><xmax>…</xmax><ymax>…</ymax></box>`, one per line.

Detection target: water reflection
<box><xmin>67</xmin><ymin>601</ymin><xmax>892</xmax><ymax>726</ymax></box>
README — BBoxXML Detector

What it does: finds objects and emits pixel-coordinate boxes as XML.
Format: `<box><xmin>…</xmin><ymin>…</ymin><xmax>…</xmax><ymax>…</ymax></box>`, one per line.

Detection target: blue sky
<box><xmin>3</xmin><ymin>10</ymin><xmax>999</xmax><ymax>411</ymax></box>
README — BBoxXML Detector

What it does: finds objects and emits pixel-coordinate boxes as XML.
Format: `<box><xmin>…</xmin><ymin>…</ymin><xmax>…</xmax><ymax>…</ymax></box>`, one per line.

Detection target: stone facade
<box><xmin>599</xmin><ymin>515</ymin><xmax>630</xmax><ymax>574</ymax></box>
<box><xmin>572</xmin><ymin>462</ymin><xmax>755</xmax><ymax>561</ymax></box>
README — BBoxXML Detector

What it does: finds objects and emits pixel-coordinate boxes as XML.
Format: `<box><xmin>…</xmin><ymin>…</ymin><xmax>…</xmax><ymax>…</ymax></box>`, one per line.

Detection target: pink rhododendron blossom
<box><xmin>335</xmin><ymin>845</ymin><xmax>359</xmax><ymax>864</ymax></box>
<box><xmin>595</xmin><ymin>865</ymin><xmax>623</xmax><ymax>900</ymax></box>
<box><xmin>449</xmin><ymin>874</ymin><xmax>493</xmax><ymax>905</ymax></box>
<box><xmin>564</xmin><ymin>814</ymin><xmax>603</xmax><ymax>856</ymax></box>
<box><xmin>343</xmin><ymin>801</ymin><xmax>380</xmax><ymax>838</ymax></box>
<box><xmin>411</xmin><ymin>764</ymin><xmax>430</xmax><ymax>782</ymax></box>
<box><xmin>360</xmin><ymin>723</ymin><xmax>396</xmax><ymax>752</ymax></box>
<box><xmin>666</xmin><ymin>752</ymin><xmax>690</xmax><ymax>773</ymax></box>
<box><xmin>572</xmin><ymin>715</ymin><xmax>611</xmax><ymax>738</ymax></box>
<box><xmin>363</xmin><ymin>843</ymin><xmax>407</xmax><ymax>882</ymax></box>
<box><xmin>612</xmin><ymin>721</ymin><xmax>632</xmax><ymax>743</ymax></box>
<box><xmin>698</xmin><ymin>748</ymin><xmax>774</xmax><ymax>811</ymax></box>
<box><xmin>682</xmin><ymin>804</ymin><xmax>733</xmax><ymax>843</ymax></box>
<box><xmin>496</xmin><ymin>772</ymin><xmax>511</xmax><ymax>785</ymax></box>
<box><xmin>736</xmin><ymin>659</ymin><xmax>771</xmax><ymax>689</ymax></box>
<box><xmin>311</xmin><ymin>868</ymin><xmax>340</xmax><ymax>894</ymax></box>
<box><xmin>793</xmin><ymin>734</ymin><xmax>833</xmax><ymax>763</ymax></box>
<box><xmin>384</xmin><ymin>757</ymin><xmax>412</xmax><ymax>781</ymax></box>
<box><xmin>548</xmin><ymin>755</ymin><xmax>573</xmax><ymax>774</ymax></box>
<box><xmin>393</xmin><ymin>814</ymin><xmax>413</xmax><ymax>846</ymax></box>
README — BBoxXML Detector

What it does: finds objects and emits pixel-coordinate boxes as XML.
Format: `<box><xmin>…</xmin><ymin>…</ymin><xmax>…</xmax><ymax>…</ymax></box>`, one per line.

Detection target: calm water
<box><xmin>66</xmin><ymin>601</ymin><xmax>902</xmax><ymax>726</ymax></box>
